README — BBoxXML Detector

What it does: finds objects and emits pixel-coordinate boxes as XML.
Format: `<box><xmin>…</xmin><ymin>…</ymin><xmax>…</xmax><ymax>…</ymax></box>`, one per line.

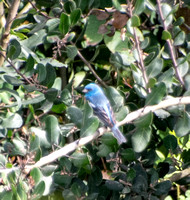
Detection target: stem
<box><xmin>156</xmin><ymin>0</ymin><xmax>184</xmax><ymax>86</ymax></box>
<box><xmin>0</xmin><ymin>0</ymin><xmax>20</xmax><ymax>66</ymax></box>
<box><xmin>0</xmin><ymin>51</ymin><xmax>33</xmax><ymax>85</ymax></box>
<box><xmin>71</xmin><ymin>42</ymin><xmax>107</xmax><ymax>87</ymax></box>
<box><xmin>128</xmin><ymin>1</ymin><xmax>150</xmax><ymax>93</ymax></box>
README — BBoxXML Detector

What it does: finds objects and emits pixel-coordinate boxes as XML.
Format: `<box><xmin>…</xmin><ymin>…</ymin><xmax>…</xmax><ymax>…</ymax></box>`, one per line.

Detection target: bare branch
<box><xmin>0</xmin><ymin>51</ymin><xmax>33</xmax><ymax>85</ymax></box>
<box><xmin>127</xmin><ymin>1</ymin><xmax>150</xmax><ymax>93</ymax></box>
<box><xmin>1</xmin><ymin>96</ymin><xmax>190</xmax><ymax>174</ymax></box>
<box><xmin>0</xmin><ymin>0</ymin><xmax>20</xmax><ymax>66</ymax></box>
<box><xmin>156</xmin><ymin>0</ymin><xmax>184</xmax><ymax>87</ymax></box>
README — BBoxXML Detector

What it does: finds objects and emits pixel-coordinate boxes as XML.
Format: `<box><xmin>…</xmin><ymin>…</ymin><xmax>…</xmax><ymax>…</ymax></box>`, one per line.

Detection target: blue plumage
<box><xmin>83</xmin><ymin>83</ymin><xmax>126</xmax><ymax>144</ymax></box>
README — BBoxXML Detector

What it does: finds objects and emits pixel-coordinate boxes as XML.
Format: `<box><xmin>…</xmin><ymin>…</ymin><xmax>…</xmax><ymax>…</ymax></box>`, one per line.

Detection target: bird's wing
<box><xmin>89</xmin><ymin>102</ymin><xmax>116</xmax><ymax>128</ymax></box>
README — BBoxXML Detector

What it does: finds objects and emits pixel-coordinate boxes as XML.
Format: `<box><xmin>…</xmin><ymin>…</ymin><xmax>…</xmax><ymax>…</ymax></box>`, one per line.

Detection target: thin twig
<box><xmin>28</xmin><ymin>0</ymin><xmax>51</xmax><ymax>19</ymax></box>
<box><xmin>0</xmin><ymin>0</ymin><xmax>20</xmax><ymax>66</ymax></box>
<box><xmin>0</xmin><ymin>95</ymin><xmax>190</xmax><ymax>173</ymax></box>
<box><xmin>127</xmin><ymin>1</ymin><xmax>150</xmax><ymax>93</ymax></box>
<box><xmin>156</xmin><ymin>0</ymin><xmax>184</xmax><ymax>86</ymax></box>
<box><xmin>0</xmin><ymin>51</ymin><xmax>33</xmax><ymax>85</ymax></box>
<box><xmin>70</xmin><ymin>42</ymin><xmax>107</xmax><ymax>87</ymax></box>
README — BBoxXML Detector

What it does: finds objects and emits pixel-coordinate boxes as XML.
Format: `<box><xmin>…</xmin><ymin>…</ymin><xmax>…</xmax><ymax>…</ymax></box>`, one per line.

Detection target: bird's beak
<box><xmin>82</xmin><ymin>88</ymin><xmax>88</xmax><ymax>93</ymax></box>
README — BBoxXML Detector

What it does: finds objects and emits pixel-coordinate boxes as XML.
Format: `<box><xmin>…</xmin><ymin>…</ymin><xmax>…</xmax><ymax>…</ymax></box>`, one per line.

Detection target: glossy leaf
<box><xmin>67</xmin><ymin>106</ymin><xmax>83</xmax><ymax>128</ymax></box>
<box><xmin>134</xmin><ymin>0</ymin><xmax>145</xmax><ymax>14</ymax></box>
<box><xmin>59</xmin><ymin>12</ymin><xmax>70</xmax><ymax>35</ymax></box>
<box><xmin>71</xmin><ymin>152</ymin><xmax>89</xmax><ymax>168</ymax></box>
<box><xmin>145</xmin><ymin>82</ymin><xmax>166</xmax><ymax>105</ymax></box>
<box><xmin>70</xmin><ymin>8</ymin><xmax>81</xmax><ymax>25</ymax></box>
<box><xmin>45</xmin><ymin>115</ymin><xmax>61</xmax><ymax>145</ymax></box>
<box><xmin>174</xmin><ymin>112</ymin><xmax>190</xmax><ymax>137</ymax></box>
<box><xmin>104</xmin><ymin>31</ymin><xmax>129</xmax><ymax>53</ymax></box>
<box><xmin>84</xmin><ymin>15</ymin><xmax>104</xmax><ymax>45</ymax></box>
<box><xmin>134</xmin><ymin>112</ymin><xmax>153</xmax><ymax>128</ymax></box>
<box><xmin>132</xmin><ymin>127</ymin><xmax>152</xmax><ymax>153</ymax></box>
<box><xmin>163</xmin><ymin>135</ymin><xmax>177</xmax><ymax>151</ymax></box>
<box><xmin>162</xmin><ymin>30</ymin><xmax>172</xmax><ymax>40</ymax></box>
<box><xmin>44</xmin><ymin>88</ymin><xmax>58</xmax><ymax>102</ymax></box>
<box><xmin>2</xmin><ymin>113</ymin><xmax>23</xmax><ymax>129</ymax></box>
<box><xmin>146</xmin><ymin>57</ymin><xmax>163</xmax><ymax>78</ymax></box>
<box><xmin>131</xmin><ymin>15</ymin><xmax>141</xmax><ymax>27</ymax></box>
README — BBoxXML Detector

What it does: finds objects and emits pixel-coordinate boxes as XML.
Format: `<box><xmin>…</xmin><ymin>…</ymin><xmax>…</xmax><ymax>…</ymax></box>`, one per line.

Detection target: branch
<box><xmin>0</xmin><ymin>51</ymin><xmax>33</xmax><ymax>85</ymax></box>
<box><xmin>0</xmin><ymin>0</ymin><xmax>20</xmax><ymax>66</ymax></box>
<box><xmin>168</xmin><ymin>167</ymin><xmax>190</xmax><ymax>183</ymax></box>
<box><xmin>70</xmin><ymin>42</ymin><xmax>107</xmax><ymax>88</ymax></box>
<box><xmin>118</xmin><ymin>96</ymin><xmax>190</xmax><ymax>126</ymax></box>
<box><xmin>128</xmin><ymin>1</ymin><xmax>150</xmax><ymax>93</ymax></box>
<box><xmin>156</xmin><ymin>0</ymin><xmax>184</xmax><ymax>87</ymax></box>
<box><xmin>0</xmin><ymin>96</ymin><xmax>189</xmax><ymax>174</ymax></box>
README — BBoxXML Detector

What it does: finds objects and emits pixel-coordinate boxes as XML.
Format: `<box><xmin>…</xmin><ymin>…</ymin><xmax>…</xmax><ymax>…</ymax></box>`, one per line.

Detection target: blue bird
<box><xmin>83</xmin><ymin>83</ymin><xmax>126</xmax><ymax>144</ymax></box>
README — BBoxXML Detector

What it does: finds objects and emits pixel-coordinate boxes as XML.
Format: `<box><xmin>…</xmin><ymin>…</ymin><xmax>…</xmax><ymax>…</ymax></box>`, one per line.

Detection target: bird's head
<box><xmin>82</xmin><ymin>83</ymin><xmax>102</xmax><ymax>97</ymax></box>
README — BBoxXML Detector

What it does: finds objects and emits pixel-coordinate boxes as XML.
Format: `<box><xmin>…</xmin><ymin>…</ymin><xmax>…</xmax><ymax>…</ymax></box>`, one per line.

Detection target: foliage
<box><xmin>0</xmin><ymin>0</ymin><xmax>190</xmax><ymax>199</ymax></box>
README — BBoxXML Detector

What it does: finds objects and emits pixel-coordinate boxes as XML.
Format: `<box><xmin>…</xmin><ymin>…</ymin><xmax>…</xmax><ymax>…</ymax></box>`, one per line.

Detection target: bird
<box><xmin>82</xmin><ymin>83</ymin><xmax>127</xmax><ymax>144</ymax></box>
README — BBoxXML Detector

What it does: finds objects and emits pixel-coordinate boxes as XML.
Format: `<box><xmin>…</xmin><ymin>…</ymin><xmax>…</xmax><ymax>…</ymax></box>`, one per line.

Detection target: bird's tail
<box><xmin>111</xmin><ymin>125</ymin><xmax>127</xmax><ymax>145</ymax></box>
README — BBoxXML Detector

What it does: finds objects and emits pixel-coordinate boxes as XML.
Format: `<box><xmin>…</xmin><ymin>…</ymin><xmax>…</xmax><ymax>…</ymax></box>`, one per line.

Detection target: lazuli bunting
<box><xmin>83</xmin><ymin>83</ymin><xmax>126</xmax><ymax>144</ymax></box>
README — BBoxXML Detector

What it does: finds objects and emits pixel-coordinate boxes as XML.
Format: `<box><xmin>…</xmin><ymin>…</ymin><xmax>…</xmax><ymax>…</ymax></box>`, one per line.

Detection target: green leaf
<box><xmin>174</xmin><ymin>31</ymin><xmax>185</xmax><ymax>46</ymax></box>
<box><xmin>173</xmin><ymin>16</ymin><xmax>184</xmax><ymax>26</ymax></box>
<box><xmin>60</xmin><ymin>88</ymin><xmax>72</xmax><ymax>106</ymax></box>
<box><xmin>105</xmin><ymin>86</ymin><xmax>124</xmax><ymax>111</ymax></box>
<box><xmin>30</xmin><ymin>134</ymin><xmax>40</xmax><ymax>152</ymax></box>
<box><xmin>177</xmin><ymin>57</ymin><xmax>189</xmax><ymax>77</ymax></box>
<box><xmin>162</xmin><ymin>30</ymin><xmax>172</xmax><ymax>40</ymax></box>
<box><xmin>134</xmin><ymin>112</ymin><xmax>153</xmax><ymax>128</ymax></box>
<box><xmin>134</xmin><ymin>0</ymin><xmax>145</xmax><ymax>15</ymax></box>
<box><xmin>45</xmin><ymin>115</ymin><xmax>60</xmax><ymax>145</ymax></box>
<box><xmin>67</xmin><ymin>106</ymin><xmax>83</xmax><ymax>128</ymax></box>
<box><xmin>158</xmin><ymin>68</ymin><xmax>174</xmax><ymax>88</ymax></box>
<box><xmin>30</xmin><ymin>168</ymin><xmax>43</xmax><ymax>184</ymax></box>
<box><xmin>0</xmin><ymin>88</ymin><xmax>21</xmax><ymax>109</ymax></box>
<box><xmin>101</xmin><ymin>132</ymin><xmax>118</xmax><ymax>146</ymax></box>
<box><xmin>62</xmin><ymin>189</ymin><xmax>76</xmax><ymax>200</ymax></box>
<box><xmin>30</xmin><ymin>127</ymin><xmax>51</xmax><ymax>148</ymax></box>
<box><xmin>160</xmin><ymin>3</ymin><xmax>173</xmax><ymax>27</ymax></box>
<box><xmin>84</xmin><ymin>15</ymin><xmax>104</xmax><ymax>45</ymax></box>
<box><xmin>12</xmin><ymin>137</ymin><xmax>27</xmax><ymax>156</ymax></box>
<box><xmin>40</xmin><ymin>64</ymin><xmax>56</xmax><ymax>88</ymax></box>
<box><xmin>39</xmin><ymin>58</ymin><xmax>68</xmax><ymax>68</ymax></box>
<box><xmin>21</xmin><ymin>29</ymin><xmax>46</xmax><ymax>50</ymax></box>
<box><xmin>97</xmin><ymin>143</ymin><xmax>112</xmax><ymax>157</ymax></box>
<box><xmin>110</xmin><ymin>51</ymin><xmax>135</xmax><ymax>68</ymax></box>
<box><xmin>36</xmin><ymin>64</ymin><xmax>46</xmax><ymax>83</ymax></box>
<box><xmin>66</xmin><ymin>45</ymin><xmax>78</xmax><ymax>60</ymax></box>
<box><xmin>146</xmin><ymin>57</ymin><xmax>163</xmax><ymax>78</ymax></box>
<box><xmin>154</xmin><ymin>180</ymin><xmax>172</xmax><ymax>196</ymax></box>
<box><xmin>131</xmin><ymin>15</ymin><xmax>141</xmax><ymax>27</ymax></box>
<box><xmin>59</xmin><ymin>12</ymin><xmax>70</xmax><ymax>35</ymax></box>
<box><xmin>70</xmin><ymin>8</ymin><xmax>81</xmax><ymax>25</ymax></box>
<box><xmin>174</xmin><ymin>112</ymin><xmax>190</xmax><ymax>137</ymax></box>
<box><xmin>132</xmin><ymin>127</ymin><xmax>151</xmax><ymax>153</ymax></box>
<box><xmin>3</xmin><ymin>75</ymin><xmax>23</xmax><ymax>86</ymax></box>
<box><xmin>80</xmin><ymin>116</ymin><xmax>99</xmax><ymax>137</ymax></box>
<box><xmin>104</xmin><ymin>31</ymin><xmax>129</xmax><ymax>53</ymax></box>
<box><xmin>7</xmin><ymin>39</ymin><xmax>21</xmax><ymax>60</ymax></box>
<box><xmin>145</xmin><ymin>82</ymin><xmax>166</xmax><ymax>105</ymax></box>
<box><xmin>73</xmin><ymin>71</ymin><xmax>86</xmax><ymax>88</ymax></box>
<box><xmin>2</xmin><ymin>113</ymin><xmax>23</xmax><ymax>129</ymax></box>
<box><xmin>33</xmin><ymin>181</ymin><xmax>45</xmax><ymax>198</ymax></box>
<box><xmin>44</xmin><ymin>88</ymin><xmax>58</xmax><ymax>102</ymax></box>
<box><xmin>105</xmin><ymin>180</ymin><xmax>124</xmax><ymax>191</ymax></box>
<box><xmin>71</xmin><ymin>152</ymin><xmax>89</xmax><ymax>168</ymax></box>
<box><xmin>80</xmin><ymin>102</ymin><xmax>99</xmax><ymax>137</ymax></box>
<box><xmin>163</xmin><ymin>135</ymin><xmax>177</xmax><ymax>151</ymax></box>
<box><xmin>121</xmin><ymin>148</ymin><xmax>136</xmax><ymax>162</ymax></box>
